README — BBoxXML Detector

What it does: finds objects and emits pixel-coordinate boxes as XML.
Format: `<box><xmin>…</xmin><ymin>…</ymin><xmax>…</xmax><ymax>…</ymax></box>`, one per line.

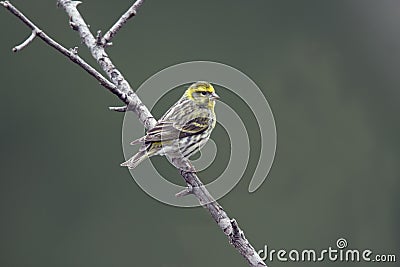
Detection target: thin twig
<box><xmin>12</xmin><ymin>29</ymin><xmax>38</xmax><ymax>52</ymax></box>
<box><xmin>175</xmin><ymin>185</ymin><xmax>193</xmax><ymax>197</ymax></box>
<box><xmin>101</xmin><ymin>0</ymin><xmax>145</xmax><ymax>46</ymax></box>
<box><xmin>2</xmin><ymin>1</ymin><xmax>267</xmax><ymax>266</ymax></box>
<box><xmin>109</xmin><ymin>105</ymin><xmax>128</xmax><ymax>112</ymax></box>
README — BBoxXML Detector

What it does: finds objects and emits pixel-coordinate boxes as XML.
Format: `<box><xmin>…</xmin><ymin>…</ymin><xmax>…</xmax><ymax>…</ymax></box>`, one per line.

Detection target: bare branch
<box><xmin>180</xmin><ymin>171</ymin><xmax>266</xmax><ymax>267</ymax></box>
<box><xmin>12</xmin><ymin>29</ymin><xmax>38</xmax><ymax>52</ymax></box>
<box><xmin>3</xmin><ymin>1</ymin><xmax>267</xmax><ymax>266</ymax></box>
<box><xmin>101</xmin><ymin>0</ymin><xmax>145</xmax><ymax>46</ymax></box>
<box><xmin>57</xmin><ymin>0</ymin><xmax>156</xmax><ymax>130</ymax></box>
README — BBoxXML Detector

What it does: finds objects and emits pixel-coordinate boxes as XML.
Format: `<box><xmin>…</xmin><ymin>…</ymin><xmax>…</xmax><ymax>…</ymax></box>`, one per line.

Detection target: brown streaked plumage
<box><xmin>121</xmin><ymin>81</ymin><xmax>219</xmax><ymax>170</ymax></box>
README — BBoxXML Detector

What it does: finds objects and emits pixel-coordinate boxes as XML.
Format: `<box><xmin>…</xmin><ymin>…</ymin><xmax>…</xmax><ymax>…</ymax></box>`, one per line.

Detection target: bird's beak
<box><xmin>210</xmin><ymin>92</ymin><xmax>220</xmax><ymax>100</ymax></box>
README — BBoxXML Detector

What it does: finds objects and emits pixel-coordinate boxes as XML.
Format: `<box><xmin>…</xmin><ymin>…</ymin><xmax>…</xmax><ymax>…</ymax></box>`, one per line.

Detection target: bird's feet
<box><xmin>169</xmin><ymin>157</ymin><xmax>196</xmax><ymax>173</ymax></box>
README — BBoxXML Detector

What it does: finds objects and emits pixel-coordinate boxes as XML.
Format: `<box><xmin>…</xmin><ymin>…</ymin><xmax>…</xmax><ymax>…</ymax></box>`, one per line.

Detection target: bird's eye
<box><xmin>201</xmin><ymin>91</ymin><xmax>207</xmax><ymax>95</ymax></box>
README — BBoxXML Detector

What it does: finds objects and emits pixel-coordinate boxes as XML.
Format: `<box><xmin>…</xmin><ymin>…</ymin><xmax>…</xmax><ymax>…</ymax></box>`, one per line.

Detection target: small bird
<box><xmin>121</xmin><ymin>81</ymin><xmax>219</xmax><ymax>171</ymax></box>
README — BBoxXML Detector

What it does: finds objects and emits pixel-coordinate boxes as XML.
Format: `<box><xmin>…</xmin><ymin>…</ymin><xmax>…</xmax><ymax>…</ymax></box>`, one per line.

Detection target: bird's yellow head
<box><xmin>185</xmin><ymin>81</ymin><xmax>219</xmax><ymax>109</ymax></box>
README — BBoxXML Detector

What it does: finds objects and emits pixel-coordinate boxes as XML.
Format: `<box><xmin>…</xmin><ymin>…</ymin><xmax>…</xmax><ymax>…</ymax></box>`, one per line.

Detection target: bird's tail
<box><xmin>120</xmin><ymin>150</ymin><xmax>149</xmax><ymax>169</ymax></box>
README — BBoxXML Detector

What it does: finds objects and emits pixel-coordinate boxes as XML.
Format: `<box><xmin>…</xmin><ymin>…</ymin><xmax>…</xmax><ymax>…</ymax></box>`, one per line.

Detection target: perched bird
<box><xmin>121</xmin><ymin>81</ymin><xmax>219</xmax><ymax>171</ymax></box>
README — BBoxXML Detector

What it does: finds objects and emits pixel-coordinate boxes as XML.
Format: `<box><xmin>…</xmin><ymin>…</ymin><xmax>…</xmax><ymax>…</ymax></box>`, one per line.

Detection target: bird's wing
<box><xmin>144</xmin><ymin>117</ymin><xmax>210</xmax><ymax>142</ymax></box>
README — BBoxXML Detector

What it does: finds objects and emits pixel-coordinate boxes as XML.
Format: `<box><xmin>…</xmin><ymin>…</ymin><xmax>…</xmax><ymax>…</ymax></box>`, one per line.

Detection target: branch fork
<box><xmin>100</xmin><ymin>0</ymin><xmax>144</xmax><ymax>46</ymax></box>
<box><xmin>12</xmin><ymin>29</ymin><xmax>39</xmax><ymax>52</ymax></box>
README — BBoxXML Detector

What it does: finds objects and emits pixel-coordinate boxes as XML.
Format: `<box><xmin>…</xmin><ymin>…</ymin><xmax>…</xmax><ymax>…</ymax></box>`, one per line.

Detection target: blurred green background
<box><xmin>0</xmin><ymin>0</ymin><xmax>399</xmax><ymax>266</ymax></box>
